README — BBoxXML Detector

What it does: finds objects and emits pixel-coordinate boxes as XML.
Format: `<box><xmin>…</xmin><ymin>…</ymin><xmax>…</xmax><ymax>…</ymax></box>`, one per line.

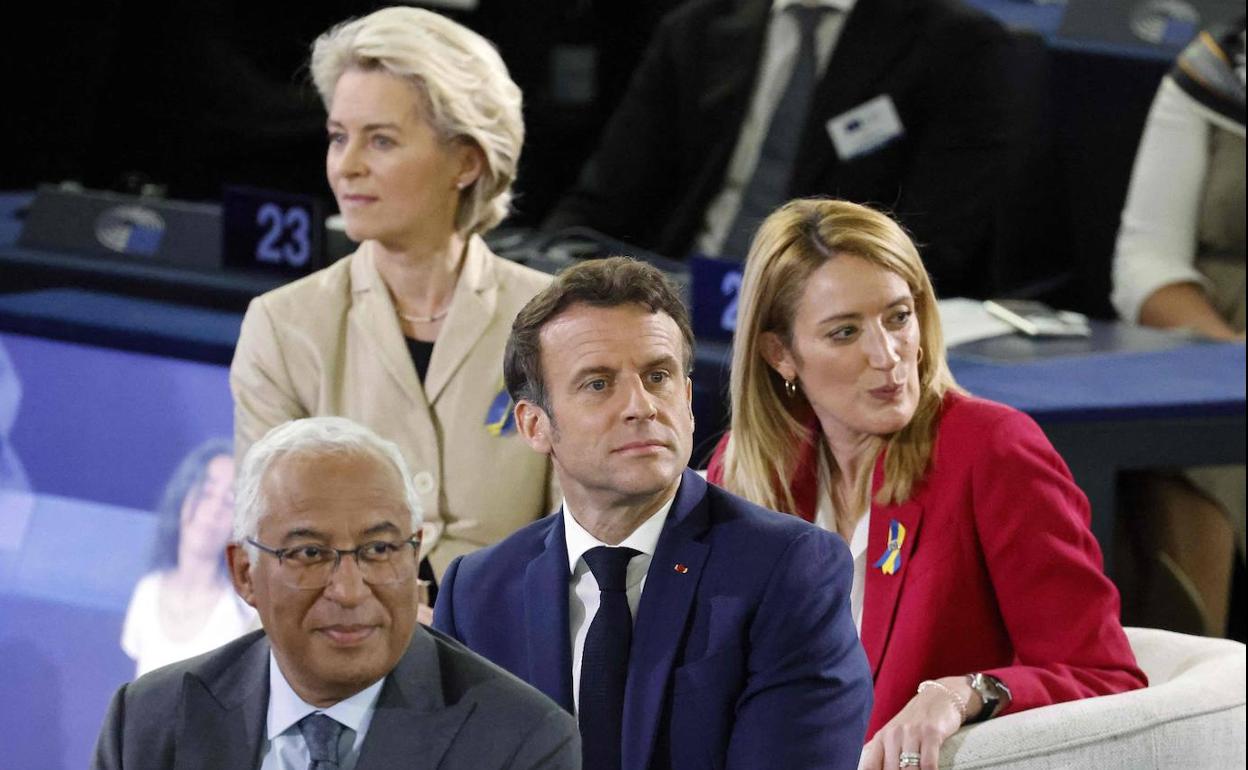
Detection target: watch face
<box><xmin>968</xmin><ymin>673</ymin><xmax>1001</xmax><ymax>720</ymax></box>
<box><xmin>977</xmin><ymin>675</ymin><xmax>995</xmax><ymax>698</ymax></box>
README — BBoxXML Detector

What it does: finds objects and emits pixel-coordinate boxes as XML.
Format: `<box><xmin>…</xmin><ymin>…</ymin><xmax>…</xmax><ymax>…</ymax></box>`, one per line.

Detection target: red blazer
<box><xmin>708</xmin><ymin>392</ymin><xmax>1146</xmax><ymax>737</ymax></box>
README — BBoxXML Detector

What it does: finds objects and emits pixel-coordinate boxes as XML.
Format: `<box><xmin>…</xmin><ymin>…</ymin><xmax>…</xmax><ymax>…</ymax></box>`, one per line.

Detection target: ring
<box><xmin>899</xmin><ymin>752</ymin><xmax>921</xmax><ymax>768</ymax></box>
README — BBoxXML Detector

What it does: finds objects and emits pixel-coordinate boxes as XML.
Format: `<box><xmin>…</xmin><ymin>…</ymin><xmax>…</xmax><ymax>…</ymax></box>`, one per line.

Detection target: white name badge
<box><xmin>826</xmin><ymin>94</ymin><xmax>905</xmax><ymax>161</ymax></box>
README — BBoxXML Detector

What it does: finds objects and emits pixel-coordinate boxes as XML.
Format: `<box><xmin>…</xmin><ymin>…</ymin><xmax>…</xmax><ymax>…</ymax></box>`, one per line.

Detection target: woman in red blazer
<box><xmin>707</xmin><ymin>199</ymin><xmax>1145</xmax><ymax>769</ymax></box>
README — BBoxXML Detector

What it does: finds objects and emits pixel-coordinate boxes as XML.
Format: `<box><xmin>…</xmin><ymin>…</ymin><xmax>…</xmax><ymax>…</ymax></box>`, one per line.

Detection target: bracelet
<box><xmin>918</xmin><ymin>679</ymin><xmax>968</xmax><ymax>722</ymax></box>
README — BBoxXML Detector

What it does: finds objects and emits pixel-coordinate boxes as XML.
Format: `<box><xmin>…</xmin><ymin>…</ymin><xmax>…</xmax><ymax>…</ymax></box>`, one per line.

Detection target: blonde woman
<box><xmin>708</xmin><ymin>199</ymin><xmax>1145</xmax><ymax>768</ymax></box>
<box><xmin>230</xmin><ymin>8</ymin><xmax>555</xmax><ymax>614</ymax></box>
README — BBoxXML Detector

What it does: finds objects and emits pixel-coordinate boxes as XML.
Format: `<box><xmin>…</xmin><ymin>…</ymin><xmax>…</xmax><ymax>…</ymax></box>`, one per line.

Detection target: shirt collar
<box><xmin>563</xmin><ymin>492</ymin><xmax>676</xmax><ymax>575</ymax></box>
<box><xmin>267</xmin><ymin>651</ymin><xmax>386</xmax><ymax>740</ymax></box>
<box><xmin>773</xmin><ymin>0</ymin><xmax>855</xmax><ymax>14</ymax></box>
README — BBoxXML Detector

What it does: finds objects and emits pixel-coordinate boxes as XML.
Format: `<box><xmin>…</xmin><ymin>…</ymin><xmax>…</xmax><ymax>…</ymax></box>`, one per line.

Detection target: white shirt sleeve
<box><xmin>1112</xmin><ymin>77</ymin><xmax>1213</xmax><ymax>323</ymax></box>
<box><xmin>120</xmin><ymin>572</ymin><xmax>158</xmax><ymax>666</ymax></box>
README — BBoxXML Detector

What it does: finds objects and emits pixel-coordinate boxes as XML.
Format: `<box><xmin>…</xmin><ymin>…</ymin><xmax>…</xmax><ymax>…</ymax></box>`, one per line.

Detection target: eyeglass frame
<box><xmin>244</xmin><ymin>534</ymin><xmax>422</xmax><ymax>589</ymax></box>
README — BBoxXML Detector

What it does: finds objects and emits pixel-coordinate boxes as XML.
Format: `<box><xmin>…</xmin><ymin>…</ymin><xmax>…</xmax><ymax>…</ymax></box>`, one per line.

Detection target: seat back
<box><xmin>938</xmin><ymin>627</ymin><xmax>1246</xmax><ymax>768</ymax></box>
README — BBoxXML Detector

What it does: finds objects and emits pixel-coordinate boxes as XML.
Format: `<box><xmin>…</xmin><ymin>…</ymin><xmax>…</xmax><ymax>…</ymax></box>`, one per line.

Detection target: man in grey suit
<box><xmin>92</xmin><ymin>416</ymin><xmax>579</xmax><ymax>770</ymax></box>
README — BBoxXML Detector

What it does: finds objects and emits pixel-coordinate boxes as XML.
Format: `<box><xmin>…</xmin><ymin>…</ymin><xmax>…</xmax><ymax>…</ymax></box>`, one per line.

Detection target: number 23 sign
<box><xmin>222</xmin><ymin>187</ymin><xmax>325</xmax><ymax>275</ymax></box>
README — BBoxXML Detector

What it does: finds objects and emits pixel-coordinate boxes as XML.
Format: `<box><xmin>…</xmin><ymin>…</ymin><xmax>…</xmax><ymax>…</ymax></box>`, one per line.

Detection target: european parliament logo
<box><xmin>95</xmin><ymin>205</ymin><xmax>165</xmax><ymax>257</ymax></box>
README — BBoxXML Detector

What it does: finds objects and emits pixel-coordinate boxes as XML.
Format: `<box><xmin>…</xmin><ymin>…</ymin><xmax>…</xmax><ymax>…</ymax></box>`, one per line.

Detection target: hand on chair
<box><xmin>859</xmin><ymin>676</ymin><xmax>977</xmax><ymax>770</ymax></box>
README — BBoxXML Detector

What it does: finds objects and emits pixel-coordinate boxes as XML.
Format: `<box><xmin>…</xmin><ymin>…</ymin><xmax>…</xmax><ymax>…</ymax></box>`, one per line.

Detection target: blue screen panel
<box><xmin>0</xmin><ymin>331</ymin><xmax>235</xmax><ymax>770</ymax></box>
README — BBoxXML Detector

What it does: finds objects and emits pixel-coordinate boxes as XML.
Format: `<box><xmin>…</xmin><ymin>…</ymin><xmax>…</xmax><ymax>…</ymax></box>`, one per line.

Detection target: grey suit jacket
<box><xmin>92</xmin><ymin>627</ymin><xmax>580</xmax><ymax>770</ymax></box>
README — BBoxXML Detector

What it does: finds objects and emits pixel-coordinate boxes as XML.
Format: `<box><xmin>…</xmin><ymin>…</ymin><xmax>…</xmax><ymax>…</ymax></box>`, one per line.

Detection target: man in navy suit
<box><xmin>433</xmin><ymin>257</ymin><xmax>871</xmax><ymax>770</ymax></box>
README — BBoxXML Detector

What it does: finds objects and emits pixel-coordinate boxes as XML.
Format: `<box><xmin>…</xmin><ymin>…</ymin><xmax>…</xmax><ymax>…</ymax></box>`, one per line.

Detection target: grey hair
<box><xmin>233</xmin><ymin>417</ymin><xmax>423</xmax><ymax>554</ymax></box>
<box><xmin>310</xmin><ymin>6</ymin><xmax>524</xmax><ymax>234</ymax></box>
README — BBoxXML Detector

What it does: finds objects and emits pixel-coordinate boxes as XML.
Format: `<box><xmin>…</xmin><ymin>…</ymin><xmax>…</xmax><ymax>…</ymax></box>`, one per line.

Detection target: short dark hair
<box><xmin>504</xmin><ymin>257</ymin><xmax>695</xmax><ymax>411</ymax></box>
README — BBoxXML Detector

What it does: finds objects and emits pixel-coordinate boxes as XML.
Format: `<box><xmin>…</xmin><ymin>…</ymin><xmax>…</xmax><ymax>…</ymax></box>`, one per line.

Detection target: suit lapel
<box><xmin>623</xmin><ymin>470</ymin><xmax>711</xmax><ymax>770</ymax></box>
<box><xmin>178</xmin><ymin>633</ymin><xmax>270</xmax><ymax>770</ymax></box>
<box><xmin>356</xmin><ymin>629</ymin><xmax>475</xmax><ymax>770</ymax></box>
<box><xmin>698</xmin><ymin>0</ymin><xmax>770</xmax><ymax>124</ymax></box>
<box><xmin>859</xmin><ymin>461</ymin><xmax>924</xmax><ymax>676</ymax></box>
<box><xmin>424</xmin><ymin>236</ymin><xmax>497</xmax><ymax>405</ymax></box>
<box><xmin>348</xmin><ymin>244</ymin><xmax>426</xmax><ymax>410</ymax></box>
<box><xmin>525</xmin><ymin>514</ymin><xmax>576</xmax><ymax>712</ymax></box>
<box><xmin>793</xmin><ymin>0</ymin><xmax>920</xmax><ymax>191</ymax></box>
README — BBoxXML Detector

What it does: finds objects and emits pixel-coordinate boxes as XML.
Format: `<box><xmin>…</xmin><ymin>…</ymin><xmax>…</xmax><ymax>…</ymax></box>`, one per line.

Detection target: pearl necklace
<box><xmin>397</xmin><ymin>307</ymin><xmax>450</xmax><ymax>324</ymax></box>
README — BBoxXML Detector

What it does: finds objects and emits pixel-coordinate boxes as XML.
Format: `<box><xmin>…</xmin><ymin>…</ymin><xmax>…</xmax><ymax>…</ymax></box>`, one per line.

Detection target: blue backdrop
<box><xmin>0</xmin><ymin>331</ymin><xmax>233</xmax><ymax>769</ymax></box>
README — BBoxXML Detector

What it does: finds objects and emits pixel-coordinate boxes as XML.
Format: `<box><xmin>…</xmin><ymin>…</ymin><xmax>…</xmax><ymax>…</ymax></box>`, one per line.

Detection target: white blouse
<box><xmin>814</xmin><ymin>456</ymin><xmax>870</xmax><ymax>634</ymax></box>
<box><xmin>121</xmin><ymin>572</ymin><xmax>258</xmax><ymax>677</ymax></box>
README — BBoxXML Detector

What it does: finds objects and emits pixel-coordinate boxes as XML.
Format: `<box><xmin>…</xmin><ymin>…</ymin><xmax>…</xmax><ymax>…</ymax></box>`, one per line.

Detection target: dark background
<box><xmin>1</xmin><ymin>0</ymin><xmax>683</xmax><ymax>228</ymax></box>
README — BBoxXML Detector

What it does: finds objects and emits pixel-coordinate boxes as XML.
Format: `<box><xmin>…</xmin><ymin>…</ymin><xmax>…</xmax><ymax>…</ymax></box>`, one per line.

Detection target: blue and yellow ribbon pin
<box><xmin>872</xmin><ymin>519</ymin><xmax>907</xmax><ymax>575</ymax></box>
<box><xmin>484</xmin><ymin>382</ymin><xmax>516</xmax><ymax>436</ymax></box>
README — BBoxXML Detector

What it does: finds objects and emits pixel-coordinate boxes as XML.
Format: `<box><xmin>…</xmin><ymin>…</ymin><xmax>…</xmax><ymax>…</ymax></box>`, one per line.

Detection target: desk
<box><xmin>0</xmin><ymin>192</ymin><xmax>286</xmax><ymax>312</ymax></box>
<box><xmin>950</xmin><ymin>328</ymin><xmax>1246</xmax><ymax>571</ymax></box>
<box><xmin>4</xmin><ymin>288</ymin><xmax>1243</xmax><ymax>576</ymax></box>
<box><xmin>0</xmin><ymin>289</ymin><xmax>242</xmax><ymax>365</ymax></box>
<box><xmin>694</xmin><ymin>322</ymin><xmax>1245</xmax><ymax>573</ymax></box>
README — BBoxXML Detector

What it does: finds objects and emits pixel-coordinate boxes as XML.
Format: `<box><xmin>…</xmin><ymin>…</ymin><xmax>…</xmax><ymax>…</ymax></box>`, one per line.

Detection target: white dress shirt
<box><xmin>564</xmin><ymin>496</ymin><xmax>675</xmax><ymax>713</ymax></box>
<box><xmin>261</xmin><ymin>652</ymin><xmax>385</xmax><ymax>770</ymax></box>
<box><xmin>814</xmin><ymin>455</ymin><xmax>869</xmax><ymax>634</ymax></box>
<box><xmin>1111</xmin><ymin>76</ymin><xmax>1245</xmax><ymax>323</ymax></box>
<box><xmin>696</xmin><ymin>0</ymin><xmax>857</xmax><ymax>257</ymax></box>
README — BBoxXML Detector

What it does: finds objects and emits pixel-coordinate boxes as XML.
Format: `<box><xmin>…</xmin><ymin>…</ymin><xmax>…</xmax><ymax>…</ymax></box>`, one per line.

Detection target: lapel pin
<box><xmin>872</xmin><ymin>519</ymin><xmax>907</xmax><ymax>576</ymax></box>
<box><xmin>484</xmin><ymin>379</ymin><xmax>516</xmax><ymax>436</ymax></box>
<box><xmin>673</xmin><ymin>563</ymin><xmax>689</xmax><ymax>574</ymax></box>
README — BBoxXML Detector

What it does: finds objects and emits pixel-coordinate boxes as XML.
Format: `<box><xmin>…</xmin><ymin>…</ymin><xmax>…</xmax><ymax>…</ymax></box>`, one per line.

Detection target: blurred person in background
<box><xmin>544</xmin><ymin>0</ymin><xmax>1013</xmax><ymax>298</ymax></box>
<box><xmin>122</xmin><ymin>439</ymin><xmax>256</xmax><ymax>677</ymax></box>
<box><xmin>1112</xmin><ymin>17</ymin><xmax>1245</xmax><ymax>637</ymax></box>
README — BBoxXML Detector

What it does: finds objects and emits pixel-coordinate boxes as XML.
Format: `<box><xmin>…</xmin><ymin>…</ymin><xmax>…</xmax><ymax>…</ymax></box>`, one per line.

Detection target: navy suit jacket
<box><xmin>434</xmin><ymin>469</ymin><xmax>872</xmax><ymax>770</ymax></box>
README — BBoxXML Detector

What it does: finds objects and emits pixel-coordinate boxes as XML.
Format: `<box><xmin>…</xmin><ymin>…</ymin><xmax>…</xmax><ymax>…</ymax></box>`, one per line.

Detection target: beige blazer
<box><xmin>230</xmin><ymin>236</ymin><xmax>555</xmax><ymax>577</ymax></box>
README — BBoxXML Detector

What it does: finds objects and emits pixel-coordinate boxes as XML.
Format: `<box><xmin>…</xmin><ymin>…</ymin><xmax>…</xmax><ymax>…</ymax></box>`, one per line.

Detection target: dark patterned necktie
<box><xmin>298</xmin><ymin>713</ymin><xmax>344</xmax><ymax>770</ymax></box>
<box><xmin>722</xmin><ymin>4</ymin><xmax>833</xmax><ymax>259</ymax></box>
<box><xmin>578</xmin><ymin>545</ymin><xmax>641</xmax><ymax>770</ymax></box>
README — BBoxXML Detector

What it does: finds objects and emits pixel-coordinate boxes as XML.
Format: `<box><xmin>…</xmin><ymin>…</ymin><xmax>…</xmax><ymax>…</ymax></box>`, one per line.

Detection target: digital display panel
<box><xmin>0</xmin><ymin>330</ymin><xmax>237</xmax><ymax>769</ymax></box>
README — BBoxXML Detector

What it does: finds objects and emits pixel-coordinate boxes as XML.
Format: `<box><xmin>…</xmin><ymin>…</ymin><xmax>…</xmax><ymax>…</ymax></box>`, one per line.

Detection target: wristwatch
<box><xmin>965</xmin><ymin>673</ymin><xmax>1011</xmax><ymax>722</ymax></box>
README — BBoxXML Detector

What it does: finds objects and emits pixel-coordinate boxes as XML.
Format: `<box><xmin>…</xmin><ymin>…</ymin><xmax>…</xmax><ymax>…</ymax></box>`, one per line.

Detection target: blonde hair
<box><xmin>310</xmin><ymin>6</ymin><xmax>523</xmax><ymax>234</ymax></box>
<box><xmin>720</xmin><ymin>199</ymin><xmax>961</xmax><ymax>516</ymax></box>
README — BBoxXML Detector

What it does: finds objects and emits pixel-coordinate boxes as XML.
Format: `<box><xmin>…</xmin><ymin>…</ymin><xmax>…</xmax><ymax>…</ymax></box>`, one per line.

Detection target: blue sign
<box><xmin>689</xmin><ymin>254</ymin><xmax>744</xmax><ymax>344</ymax></box>
<box><xmin>222</xmin><ymin>186</ymin><xmax>324</xmax><ymax>275</ymax></box>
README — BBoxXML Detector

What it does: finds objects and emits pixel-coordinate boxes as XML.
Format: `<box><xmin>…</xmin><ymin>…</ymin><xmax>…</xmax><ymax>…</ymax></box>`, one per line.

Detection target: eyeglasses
<box><xmin>246</xmin><ymin>535</ymin><xmax>421</xmax><ymax>589</ymax></box>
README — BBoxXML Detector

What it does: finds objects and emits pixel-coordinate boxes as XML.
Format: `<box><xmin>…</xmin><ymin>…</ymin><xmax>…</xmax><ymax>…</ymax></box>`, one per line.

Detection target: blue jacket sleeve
<box><xmin>432</xmin><ymin>555</ymin><xmax>464</xmax><ymax>641</ymax></box>
<box><xmin>726</xmin><ymin>528</ymin><xmax>873</xmax><ymax>770</ymax></box>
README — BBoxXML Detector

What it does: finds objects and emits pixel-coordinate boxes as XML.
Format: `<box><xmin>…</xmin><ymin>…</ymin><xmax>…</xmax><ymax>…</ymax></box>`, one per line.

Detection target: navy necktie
<box><xmin>578</xmin><ymin>545</ymin><xmax>641</xmax><ymax>770</ymax></box>
<box><xmin>722</xmin><ymin>4</ymin><xmax>832</xmax><ymax>260</ymax></box>
<box><xmin>298</xmin><ymin>713</ymin><xmax>344</xmax><ymax>770</ymax></box>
